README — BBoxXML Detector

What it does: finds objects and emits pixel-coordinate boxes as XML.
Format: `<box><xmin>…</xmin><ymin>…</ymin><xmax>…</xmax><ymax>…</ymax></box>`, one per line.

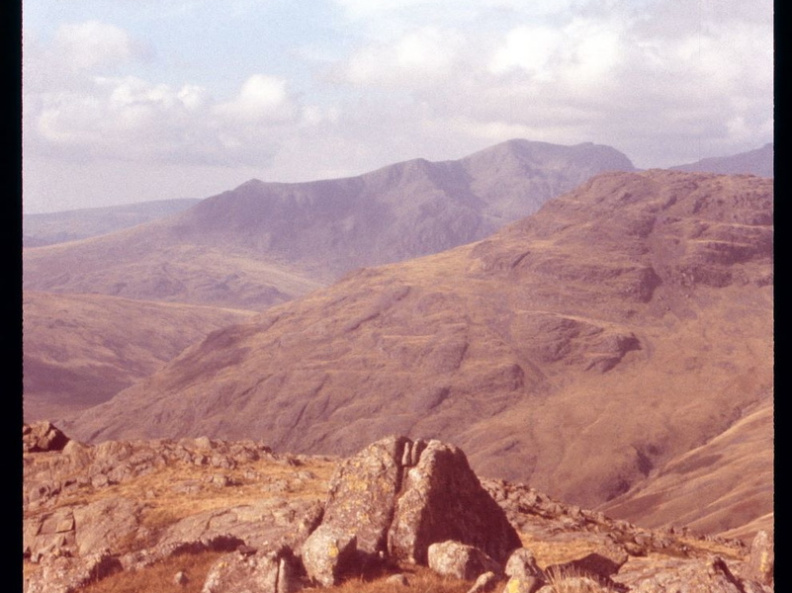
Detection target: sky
<box><xmin>22</xmin><ymin>0</ymin><xmax>773</xmax><ymax>213</ymax></box>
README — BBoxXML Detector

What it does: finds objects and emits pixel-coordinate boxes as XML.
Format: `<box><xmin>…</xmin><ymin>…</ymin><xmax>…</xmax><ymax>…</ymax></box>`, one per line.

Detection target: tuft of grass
<box><xmin>79</xmin><ymin>550</ymin><xmax>226</xmax><ymax>593</ymax></box>
<box><xmin>517</xmin><ymin>533</ymin><xmax>605</xmax><ymax>570</ymax></box>
<box><xmin>301</xmin><ymin>564</ymin><xmax>488</xmax><ymax>593</ymax></box>
<box><xmin>544</xmin><ymin>567</ymin><xmax>611</xmax><ymax>593</ymax></box>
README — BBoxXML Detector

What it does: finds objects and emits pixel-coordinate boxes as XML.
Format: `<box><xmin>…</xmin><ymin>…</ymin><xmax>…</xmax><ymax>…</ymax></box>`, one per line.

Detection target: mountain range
<box><xmin>23</xmin><ymin>139</ymin><xmax>774</xmax><ymax>541</ymax></box>
<box><xmin>22</xmin><ymin>142</ymin><xmax>772</xmax><ymax>250</ymax></box>
<box><xmin>57</xmin><ymin>168</ymin><xmax>773</xmax><ymax>536</ymax></box>
<box><xmin>23</xmin><ymin>140</ymin><xmax>635</xmax><ymax>309</ymax></box>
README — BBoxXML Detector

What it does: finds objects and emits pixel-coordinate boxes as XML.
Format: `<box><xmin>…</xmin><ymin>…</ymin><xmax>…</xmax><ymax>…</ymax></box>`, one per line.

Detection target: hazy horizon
<box><xmin>23</xmin><ymin>0</ymin><xmax>773</xmax><ymax>214</ymax></box>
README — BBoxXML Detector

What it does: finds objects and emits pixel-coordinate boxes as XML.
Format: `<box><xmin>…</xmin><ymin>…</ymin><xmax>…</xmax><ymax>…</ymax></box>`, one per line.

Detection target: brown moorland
<box><xmin>23</xmin><ymin>291</ymin><xmax>257</xmax><ymax>421</ymax></box>
<box><xmin>599</xmin><ymin>396</ymin><xmax>773</xmax><ymax>537</ymax></box>
<box><xmin>61</xmin><ymin>170</ymin><xmax>773</xmax><ymax>536</ymax></box>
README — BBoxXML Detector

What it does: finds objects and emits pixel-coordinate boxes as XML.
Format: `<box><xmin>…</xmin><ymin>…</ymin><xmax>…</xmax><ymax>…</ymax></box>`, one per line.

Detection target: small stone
<box><xmin>428</xmin><ymin>540</ymin><xmax>501</xmax><ymax>581</ymax></box>
<box><xmin>174</xmin><ymin>570</ymin><xmax>188</xmax><ymax>585</ymax></box>
<box><xmin>385</xmin><ymin>573</ymin><xmax>410</xmax><ymax>587</ymax></box>
<box><xmin>505</xmin><ymin>548</ymin><xmax>542</xmax><ymax>579</ymax></box>
<box><xmin>467</xmin><ymin>571</ymin><xmax>499</xmax><ymax>593</ymax></box>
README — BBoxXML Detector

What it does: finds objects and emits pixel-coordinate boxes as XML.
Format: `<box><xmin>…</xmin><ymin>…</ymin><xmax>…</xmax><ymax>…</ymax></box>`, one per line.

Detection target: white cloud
<box><xmin>343</xmin><ymin>27</ymin><xmax>463</xmax><ymax>86</ymax></box>
<box><xmin>212</xmin><ymin>74</ymin><xmax>296</xmax><ymax>123</ymax></box>
<box><xmin>489</xmin><ymin>26</ymin><xmax>564</xmax><ymax>79</ymax></box>
<box><xmin>326</xmin><ymin>0</ymin><xmax>772</xmax><ymax>168</ymax></box>
<box><xmin>52</xmin><ymin>20</ymin><xmax>141</xmax><ymax>71</ymax></box>
<box><xmin>27</xmin><ymin>72</ymin><xmax>300</xmax><ymax>167</ymax></box>
<box><xmin>23</xmin><ymin>1</ymin><xmax>773</xmax><ymax>212</ymax></box>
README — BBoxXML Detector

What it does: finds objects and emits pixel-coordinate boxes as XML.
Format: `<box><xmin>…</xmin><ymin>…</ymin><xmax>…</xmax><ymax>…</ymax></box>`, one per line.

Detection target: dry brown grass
<box><xmin>517</xmin><ymin>533</ymin><xmax>604</xmax><ymax>570</ymax></box>
<box><xmin>676</xmin><ymin>536</ymin><xmax>745</xmax><ymax>561</ymax></box>
<box><xmin>543</xmin><ymin>567</ymin><xmax>611</xmax><ymax>593</ymax></box>
<box><xmin>79</xmin><ymin>550</ymin><xmax>226</xmax><ymax>593</ymax></box>
<box><xmin>302</xmin><ymin>564</ymin><xmax>484</xmax><ymax>593</ymax></box>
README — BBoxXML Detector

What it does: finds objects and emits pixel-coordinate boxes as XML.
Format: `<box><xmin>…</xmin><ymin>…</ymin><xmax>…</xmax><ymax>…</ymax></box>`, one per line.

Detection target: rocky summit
<box><xmin>23</xmin><ymin>428</ymin><xmax>773</xmax><ymax>593</ymax></box>
<box><xmin>60</xmin><ymin>170</ymin><xmax>773</xmax><ymax>536</ymax></box>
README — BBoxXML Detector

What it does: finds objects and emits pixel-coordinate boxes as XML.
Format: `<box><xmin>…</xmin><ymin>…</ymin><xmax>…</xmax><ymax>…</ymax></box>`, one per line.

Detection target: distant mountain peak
<box><xmin>670</xmin><ymin>144</ymin><xmax>773</xmax><ymax>177</ymax></box>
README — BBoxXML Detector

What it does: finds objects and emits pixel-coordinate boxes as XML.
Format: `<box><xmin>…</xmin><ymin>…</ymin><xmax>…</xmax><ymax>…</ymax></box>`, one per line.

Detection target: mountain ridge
<box><xmin>23</xmin><ymin>139</ymin><xmax>635</xmax><ymax>307</ymax></box>
<box><xmin>669</xmin><ymin>143</ymin><xmax>773</xmax><ymax>177</ymax></box>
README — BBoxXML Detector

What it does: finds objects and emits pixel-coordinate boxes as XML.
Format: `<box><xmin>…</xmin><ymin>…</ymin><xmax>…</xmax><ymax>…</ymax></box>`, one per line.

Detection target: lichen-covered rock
<box><xmin>25</xmin><ymin>549</ymin><xmax>122</xmax><ymax>593</ymax></box>
<box><xmin>301</xmin><ymin>524</ymin><xmax>358</xmax><ymax>586</ymax></box>
<box><xmin>428</xmin><ymin>540</ymin><xmax>501</xmax><ymax>580</ymax></box>
<box><xmin>746</xmin><ymin>530</ymin><xmax>773</xmax><ymax>586</ymax></box>
<box><xmin>320</xmin><ymin>435</ymin><xmax>410</xmax><ymax>557</ymax></box>
<box><xmin>387</xmin><ymin>440</ymin><xmax>522</xmax><ymax>564</ymax></box>
<box><xmin>201</xmin><ymin>547</ymin><xmax>298</xmax><ymax>593</ymax></box>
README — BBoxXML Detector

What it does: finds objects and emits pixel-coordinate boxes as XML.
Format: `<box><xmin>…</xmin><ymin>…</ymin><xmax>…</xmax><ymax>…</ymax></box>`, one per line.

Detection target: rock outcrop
<box><xmin>310</xmin><ymin>435</ymin><xmax>521</xmax><ymax>569</ymax></box>
<box><xmin>387</xmin><ymin>439</ymin><xmax>522</xmax><ymax>564</ymax></box>
<box><xmin>23</xmin><ymin>427</ymin><xmax>771</xmax><ymax>593</ymax></box>
<box><xmin>23</xmin><ymin>421</ymin><xmax>70</xmax><ymax>453</ymax></box>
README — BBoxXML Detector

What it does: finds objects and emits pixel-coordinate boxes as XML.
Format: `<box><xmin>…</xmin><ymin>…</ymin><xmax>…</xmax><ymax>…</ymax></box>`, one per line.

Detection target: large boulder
<box><xmin>319</xmin><ymin>435</ymin><xmax>410</xmax><ymax>557</ymax></box>
<box><xmin>387</xmin><ymin>439</ymin><xmax>522</xmax><ymax>564</ymax></box>
<box><xmin>427</xmin><ymin>540</ymin><xmax>501</xmax><ymax>580</ymax></box>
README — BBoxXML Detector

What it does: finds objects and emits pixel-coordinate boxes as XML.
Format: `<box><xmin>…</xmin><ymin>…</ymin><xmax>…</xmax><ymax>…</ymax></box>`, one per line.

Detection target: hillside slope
<box><xmin>598</xmin><ymin>396</ymin><xmax>773</xmax><ymax>537</ymax></box>
<box><xmin>62</xmin><ymin>170</ymin><xmax>773</xmax><ymax>530</ymax></box>
<box><xmin>23</xmin><ymin>291</ymin><xmax>256</xmax><ymax>420</ymax></box>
